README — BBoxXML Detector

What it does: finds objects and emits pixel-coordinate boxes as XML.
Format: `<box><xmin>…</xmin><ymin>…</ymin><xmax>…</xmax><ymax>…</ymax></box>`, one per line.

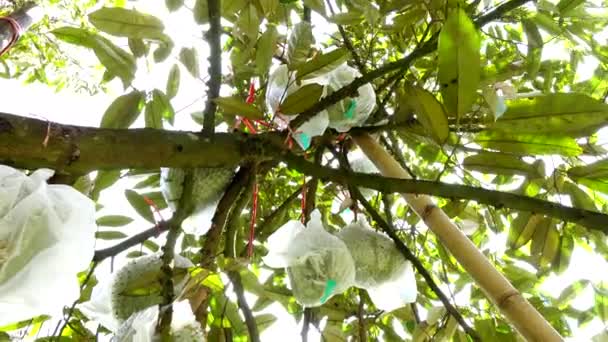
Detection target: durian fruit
<box><xmin>160</xmin><ymin>167</ymin><xmax>234</xmax><ymax>235</ymax></box>
<box><xmin>336</xmin><ymin>218</ymin><xmax>407</xmax><ymax>289</ymax></box>
<box><xmin>171</xmin><ymin>323</ymin><xmax>206</xmax><ymax>341</ymax></box>
<box><xmin>264</xmin><ymin>210</ymin><xmax>356</xmax><ymax>307</ymax></box>
<box><xmin>111</xmin><ymin>254</ymin><xmax>164</xmax><ymax>322</ymax></box>
<box><xmin>325</xmin><ymin>64</ymin><xmax>376</xmax><ymax>132</ymax></box>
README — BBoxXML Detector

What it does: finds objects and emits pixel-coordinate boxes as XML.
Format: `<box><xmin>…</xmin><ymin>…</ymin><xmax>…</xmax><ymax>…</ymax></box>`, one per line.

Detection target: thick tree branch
<box><xmin>202</xmin><ymin>0</ymin><xmax>221</xmax><ymax>135</ymax></box>
<box><xmin>2</xmin><ymin>113</ymin><xmax>606</xmax><ymax>233</ymax></box>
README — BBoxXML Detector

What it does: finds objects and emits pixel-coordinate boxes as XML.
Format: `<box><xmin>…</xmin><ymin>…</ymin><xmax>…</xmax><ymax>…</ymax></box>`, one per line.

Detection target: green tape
<box><xmin>320</xmin><ymin>279</ymin><xmax>336</xmax><ymax>304</ymax></box>
<box><xmin>344</xmin><ymin>99</ymin><xmax>357</xmax><ymax>119</ymax></box>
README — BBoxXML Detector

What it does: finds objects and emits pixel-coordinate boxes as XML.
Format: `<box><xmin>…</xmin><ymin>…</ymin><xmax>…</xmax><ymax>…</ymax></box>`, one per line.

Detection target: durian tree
<box><xmin>2</xmin><ymin>0</ymin><xmax>608</xmax><ymax>340</ymax></box>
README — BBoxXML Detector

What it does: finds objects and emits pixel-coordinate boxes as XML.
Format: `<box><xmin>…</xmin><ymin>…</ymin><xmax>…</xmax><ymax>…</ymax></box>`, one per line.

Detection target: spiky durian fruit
<box><xmin>160</xmin><ymin>167</ymin><xmax>234</xmax><ymax>211</ymax></box>
<box><xmin>110</xmin><ymin>254</ymin><xmax>164</xmax><ymax>322</ymax></box>
<box><xmin>337</xmin><ymin>219</ymin><xmax>407</xmax><ymax>289</ymax></box>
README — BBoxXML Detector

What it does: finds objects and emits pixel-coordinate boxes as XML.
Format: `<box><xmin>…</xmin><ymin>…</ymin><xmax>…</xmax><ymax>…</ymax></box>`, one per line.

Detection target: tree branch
<box><xmin>93</xmin><ymin>222</ymin><xmax>171</xmax><ymax>262</ymax></box>
<box><xmin>2</xmin><ymin>113</ymin><xmax>607</xmax><ymax>233</ymax></box>
<box><xmin>202</xmin><ymin>0</ymin><xmax>221</xmax><ymax>135</ymax></box>
<box><xmin>279</xmin><ymin>150</ymin><xmax>608</xmax><ymax>234</ymax></box>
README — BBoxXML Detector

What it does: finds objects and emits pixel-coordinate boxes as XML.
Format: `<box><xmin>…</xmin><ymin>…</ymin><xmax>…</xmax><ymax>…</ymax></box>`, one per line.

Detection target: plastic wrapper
<box><xmin>112</xmin><ymin>300</ymin><xmax>204</xmax><ymax>342</ymax></box>
<box><xmin>0</xmin><ymin>166</ymin><xmax>96</xmax><ymax>326</ymax></box>
<box><xmin>110</xmin><ymin>254</ymin><xmax>193</xmax><ymax>322</ymax></box>
<box><xmin>337</xmin><ymin>218</ymin><xmax>417</xmax><ymax>311</ymax></box>
<box><xmin>263</xmin><ymin>210</ymin><xmax>355</xmax><ymax>307</ymax></box>
<box><xmin>160</xmin><ymin>167</ymin><xmax>234</xmax><ymax>235</ymax></box>
<box><xmin>325</xmin><ymin>64</ymin><xmax>376</xmax><ymax>132</ymax></box>
<box><xmin>265</xmin><ymin>65</ymin><xmax>329</xmax><ymax>149</ymax></box>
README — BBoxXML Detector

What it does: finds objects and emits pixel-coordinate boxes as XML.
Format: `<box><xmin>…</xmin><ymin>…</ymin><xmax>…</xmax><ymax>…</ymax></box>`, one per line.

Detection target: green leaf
<box><xmin>404</xmin><ymin>86</ymin><xmax>449</xmax><ymax>144</ymax></box>
<box><xmin>438</xmin><ymin>7</ymin><xmax>480</xmax><ymax>118</ymax></box>
<box><xmin>522</xmin><ymin>19</ymin><xmax>542</xmax><ymax>79</ymax></box>
<box><xmin>96</xmin><ymin>215</ymin><xmax>134</xmax><ymax>227</ymax></box>
<box><xmin>530</xmin><ymin>218</ymin><xmax>559</xmax><ymax>268</ymax></box>
<box><xmin>295</xmin><ymin>48</ymin><xmax>350</xmax><ymax>80</ymax></box>
<box><xmin>128</xmin><ymin>38</ymin><xmax>147</xmax><ymax>58</ymax></box>
<box><xmin>303</xmin><ymin>0</ymin><xmax>326</xmax><ymax>16</ymax></box>
<box><xmin>279</xmin><ymin>83</ymin><xmax>323</xmax><ymax>115</ymax></box>
<box><xmin>474</xmin><ymin>131</ymin><xmax>582</xmax><ymax>156</ymax></box>
<box><xmin>53</xmin><ymin>27</ymin><xmax>136</xmax><ymax>86</ymax></box>
<box><xmin>287</xmin><ymin>21</ymin><xmax>314</xmax><ymax>67</ymax></box>
<box><xmin>166</xmin><ymin>64</ymin><xmax>181</xmax><ymax>99</ymax></box>
<box><xmin>166</xmin><ymin>0</ymin><xmax>184</xmax><ymax>11</ymax></box>
<box><xmin>568</xmin><ymin>158</ymin><xmax>608</xmax><ymax>179</ymax></box>
<box><xmin>552</xmin><ymin>233</ymin><xmax>574</xmax><ymax>274</ymax></box>
<box><xmin>145</xmin><ymin>89</ymin><xmax>175</xmax><ymax>128</ymax></box>
<box><xmin>255</xmin><ymin>313</ymin><xmax>277</xmax><ymax>333</ymax></box>
<box><xmin>557</xmin><ymin>279</ymin><xmax>589</xmax><ymax>307</ymax></box>
<box><xmin>154</xmin><ymin>40</ymin><xmax>174</xmax><ymax>63</ymax></box>
<box><xmin>463</xmin><ymin>152</ymin><xmax>538</xmax><ymax>176</ymax></box>
<box><xmin>93</xmin><ymin>35</ymin><xmax>137</xmax><ymax>86</ymax></box>
<box><xmin>100</xmin><ymin>91</ymin><xmax>144</xmax><ymax>129</ymax></box>
<box><xmin>214</xmin><ymin>96</ymin><xmax>265</xmax><ymax>119</ymax></box>
<box><xmin>571</xmin><ymin>178</ymin><xmax>608</xmax><ymax>195</ymax></box>
<box><xmin>507</xmin><ymin>213</ymin><xmax>541</xmax><ymax>249</ymax></box>
<box><xmin>328</xmin><ymin>12</ymin><xmax>363</xmax><ymax>25</ymax></box>
<box><xmin>235</xmin><ymin>4</ymin><xmax>260</xmax><ymax>42</ymax></box>
<box><xmin>193</xmin><ymin>0</ymin><xmax>209</xmax><ymax>24</ymax></box>
<box><xmin>179</xmin><ymin>47</ymin><xmax>200</xmax><ymax>78</ymax></box>
<box><xmin>491</xmin><ymin>93</ymin><xmax>608</xmax><ymax>137</ymax></box>
<box><xmin>52</xmin><ymin>27</ymin><xmax>97</xmax><ymax>49</ymax></box>
<box><xmin>88</xmin><ymin>7</ymin><xmax>165</xmax><ymax>40</ymax></box>
<box><xmin>125</xmin><ymin>189</ymin><xmax>155</xmax><ymax>223</ymax></box>
<box><xmin>256</xmin><ymin>25</ymin><xmax>279</xmax><ymax>76</ymax></box>
<box><xmin>259</xmin><ymin>0</ymin><xmax>279</xmax><ymax>18</ymax></box>
<box><xmin>594</xmin><ymin>283</ymin><xmax>608</xmax><ymax>322</ymax></box>
<box><xmin>557</xmin><ymin>0</ymin><xmax>585</xmax><ymax>15</ymax></box>
<box><xmin>92</xmin><ymin>170</ymin><xmax>122</xmax><ymax>200</ymax></box>
<box><xmin>562</xmin><ymin>181</ymin><xmax>597</xmax><ymax>211</ymax></box>
<box><xmin>95</xmin><ymin>230</ymin><xmax>128</xmax><ymax>240</ymax></box>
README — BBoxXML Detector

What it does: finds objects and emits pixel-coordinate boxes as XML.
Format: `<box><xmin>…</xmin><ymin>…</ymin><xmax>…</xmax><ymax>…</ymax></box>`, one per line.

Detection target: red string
<box><xmin>246</xmin><ymin>82</ymin><xmax>256</xmax><ymax>104</ymax></box>
<box><xmin>0</xmin><ymin>16</ymin><xmax>21</xmax><ymax>57</ymax></box>
<box><xmin>143</xmin><ymin>195</ymin><xmax>165</xmax><ymax>235</ymax></box>
<box><xmin>301</xmin><ymin>175</ymin><xmax>307</xmax><ymax>224</ymax></box>
<box><xmin>247</xmin><ymin>182</ymin><xmax>259</xmax><ymax>258</ymax></box>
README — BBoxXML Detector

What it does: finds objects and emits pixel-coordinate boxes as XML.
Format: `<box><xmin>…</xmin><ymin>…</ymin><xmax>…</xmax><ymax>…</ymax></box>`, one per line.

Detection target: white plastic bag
<box><xmin>325</xmin><ymin>64</ymin><xmax>376</xmax><ymax>132</ymax></box>
<box><xmin>160</xmin><ymin>167</ymin><xmax>234</xmax><ymax>235</ymax></box>
<box><xmin>263</xmin><ymin>210</ymin><xmax>356</xmax><ymax>307</ymax></box>
<box><xmin>337</xmin><ymin>218</ymin><xmax>417</xmax><ymax>311</ymax></box>
<box><xmin>112</xmin><ymin>300</ymin><xmax>205</xmax><ymax>342</ymax></box>
<box><xmin>0</xmin><ymin>166</ymin><xmax>96</xmax><ymax>326</ymax></box>
<box><xmin>265</xmin><ymin>65</ymin><xmax>330</xmax><ymax>149</ymax></box>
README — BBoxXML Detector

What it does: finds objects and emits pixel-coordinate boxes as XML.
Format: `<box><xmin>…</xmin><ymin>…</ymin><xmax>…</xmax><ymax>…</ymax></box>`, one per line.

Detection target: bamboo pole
<box><xmin>352</xmin><ymin>133</ymin><xmax>562</xmax><ymax>342</ymax></box>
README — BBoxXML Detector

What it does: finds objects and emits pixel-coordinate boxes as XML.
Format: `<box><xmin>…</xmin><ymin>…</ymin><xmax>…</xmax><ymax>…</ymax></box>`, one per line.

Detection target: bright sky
<box><xmin>1</xmin><ymin>0</ymin><xmax>608</xmax><ymax>340</ymax></box>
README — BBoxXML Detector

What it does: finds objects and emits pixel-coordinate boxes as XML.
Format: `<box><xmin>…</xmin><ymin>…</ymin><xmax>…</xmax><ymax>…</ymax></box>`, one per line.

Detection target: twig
<box><xmin>357</xmin><ymin>289</ymin><xmax>367</xmax><ymax>342</ymax></box>
<box><xmin>93</xmin><ymin>221</ymin><xmax>171</xmax><ymax>262</ymax></box>
<box><xmin>202</xmin><ymin>0</ymin><xmax>221</xmax><ymax>136</ymax></box>
<box><xmin>228</xmin><ymin>272</ymin><xmax>260</xmax><ymax>342</ymax></box>
<box><xmin>157</xmin><ymin>171</ymin><xmax>198</xmax><ymax>337</ymax></box>
<box><xmin>54</xmin><ymin>262</ymin><xmax>98</xmax><ymax>337</ymax></box>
